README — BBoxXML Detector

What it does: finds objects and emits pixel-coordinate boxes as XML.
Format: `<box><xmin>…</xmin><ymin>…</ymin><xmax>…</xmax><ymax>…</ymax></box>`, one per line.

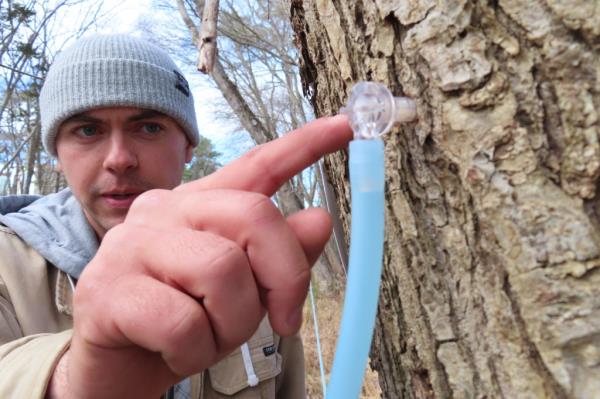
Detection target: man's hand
<box><xmin>47</xmin><ymin>115</ymin><xmax>352</xmax><ymax>398</ymax></box>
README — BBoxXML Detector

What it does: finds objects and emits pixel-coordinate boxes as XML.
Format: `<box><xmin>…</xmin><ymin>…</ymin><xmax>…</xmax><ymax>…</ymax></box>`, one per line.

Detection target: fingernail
<box><xmin>287</xmin><ymin>305</ymin><xmax>303</xmax><ymax>329</ymax></box>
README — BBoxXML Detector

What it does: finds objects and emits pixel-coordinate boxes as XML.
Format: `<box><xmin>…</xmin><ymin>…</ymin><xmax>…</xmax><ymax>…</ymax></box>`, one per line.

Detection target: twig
<box><xmin>0</xmin><ymin>63</ymin><xmax>43</xmax><ymax>80</ymax></box>
<box><xmin>0</xmin><ymin>129</ymin><xmax>36</xmax><ymax>176</ymax></box>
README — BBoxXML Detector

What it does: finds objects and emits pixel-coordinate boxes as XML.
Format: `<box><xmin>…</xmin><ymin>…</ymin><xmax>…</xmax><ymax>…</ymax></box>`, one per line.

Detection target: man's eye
<box><xmin>76</xmin><ymin>126</ymin><xmax>98</xmax><ymax>137</ymax></box>
<box><xmin>142</xmin><ymin>123</ymin><xmax>162</xmax><ymax>134</ymax></box>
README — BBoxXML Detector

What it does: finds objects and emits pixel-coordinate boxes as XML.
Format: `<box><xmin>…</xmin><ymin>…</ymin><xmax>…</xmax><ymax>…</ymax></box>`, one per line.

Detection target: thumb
<box><xmin>286</xmin><ymin>207</ymin><xmax>333</xmax><ymax>266</ymax></box>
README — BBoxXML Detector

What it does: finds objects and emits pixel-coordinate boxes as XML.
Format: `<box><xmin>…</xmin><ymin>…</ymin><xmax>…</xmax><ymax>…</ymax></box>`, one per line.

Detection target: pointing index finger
<box><xmin>178</xmin><ymin>114</ymin><xmax>352</xmax><ymax>195</ymax></box>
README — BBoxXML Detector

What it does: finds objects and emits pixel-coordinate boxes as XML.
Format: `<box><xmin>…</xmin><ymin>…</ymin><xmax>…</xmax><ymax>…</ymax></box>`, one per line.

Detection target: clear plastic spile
<box><xmin>341</xmin><ymin>82</ymin><xmax>416</xmax><ymax>140</ymax></box>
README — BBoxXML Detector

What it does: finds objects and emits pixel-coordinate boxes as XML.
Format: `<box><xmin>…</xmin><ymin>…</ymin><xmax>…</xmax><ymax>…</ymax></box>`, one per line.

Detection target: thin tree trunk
<box><xmin>197</xmin><ymin>0</ymin><xmax>219</xmax><ymax>73</ymax></box>
<box><xmin>292</xmin><ymin>1</ymin><xmax>600</xmax><ymax>398</ymax></box>
<box><xmin>24</xmin><ymin>115</ymin><xmax>41</xmax><ymax>194</ymax></box>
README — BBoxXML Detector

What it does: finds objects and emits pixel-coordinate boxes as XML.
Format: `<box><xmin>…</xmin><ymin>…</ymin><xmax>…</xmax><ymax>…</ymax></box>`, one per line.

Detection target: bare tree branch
<box><xmin>211</xmin><ymin>57</ymin><xmax>274</xmax><ymax>143</ymax></box>
<box><xmin>0</xmin><ymin>129</ymin><xmax>35</xmax><ymax>176</ymax></box>
<box><xmin>175</xmin><ymin>0</ymin><xmax>200</xmax><ymax>45</ymax></box>
<box><xmin>0</xmin><ymin>63</ymin><xmax>42</xmax><ymax>79</ymax></box>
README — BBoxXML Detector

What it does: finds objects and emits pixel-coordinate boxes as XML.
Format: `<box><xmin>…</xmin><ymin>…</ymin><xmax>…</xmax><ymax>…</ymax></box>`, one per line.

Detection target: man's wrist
<box><xmin>46</xmin><ymin>350</ymin><xmax>71</xmax><ymax>399</ymax></box>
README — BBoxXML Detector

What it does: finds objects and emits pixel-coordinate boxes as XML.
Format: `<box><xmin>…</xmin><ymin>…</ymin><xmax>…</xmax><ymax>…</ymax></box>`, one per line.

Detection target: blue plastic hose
<box><xmin>326</xmin><ymin>139</ymin><xmax>385</xmax><ymax>399</ymax></box>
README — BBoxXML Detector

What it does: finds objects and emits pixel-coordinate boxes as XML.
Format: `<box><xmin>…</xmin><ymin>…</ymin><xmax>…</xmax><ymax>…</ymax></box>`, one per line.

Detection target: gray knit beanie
<box><xmin>40</xmin><ymin>34</ymin><xmax>200</xmax><ymax>156</ymax></box>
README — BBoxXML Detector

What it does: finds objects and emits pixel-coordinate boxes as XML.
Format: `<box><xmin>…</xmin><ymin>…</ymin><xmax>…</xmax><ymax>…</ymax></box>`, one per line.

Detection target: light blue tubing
<box><xmin>326</xmin><ymin>139</ymin><xmax>385</xmax><ymax>399</ymax></box>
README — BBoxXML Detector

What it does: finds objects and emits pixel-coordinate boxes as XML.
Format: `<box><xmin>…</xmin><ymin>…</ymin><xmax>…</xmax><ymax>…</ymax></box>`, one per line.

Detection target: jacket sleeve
<box><xmin>275</xmin><ymin>332</ymin><xmax>307</xmax><ymax>399</ymax></box>
<box><xmin>0</xmin><ymin>275</ymin><xmax>72</xmax><ymax>399</ymax></box>
<box><xmin>0</xmin><ymin>330</ymin><xmax>71</xmax><ymax>399</ymax></box>
<box><xmin>0</xmin><ymin>287</ymin><xmax>21</xmax><ymax>344</ymax></box>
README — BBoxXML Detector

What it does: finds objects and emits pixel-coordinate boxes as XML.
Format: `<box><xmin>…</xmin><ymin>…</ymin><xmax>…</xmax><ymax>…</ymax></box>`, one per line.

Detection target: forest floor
<box><xmin>301</xmin><ymin>285</ymin><xmax>382</xmax><ymax>398</ymax></box>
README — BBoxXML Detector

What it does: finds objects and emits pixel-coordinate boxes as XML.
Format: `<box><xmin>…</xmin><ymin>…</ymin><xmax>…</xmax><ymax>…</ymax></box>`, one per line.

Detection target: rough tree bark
<box><xmin>291</xmin><ymin>1</ymin><xmax>599</xmax><ymax>398</ymax></box>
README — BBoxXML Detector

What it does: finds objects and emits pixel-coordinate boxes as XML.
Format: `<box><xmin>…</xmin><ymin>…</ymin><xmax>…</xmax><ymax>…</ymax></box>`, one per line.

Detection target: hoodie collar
<box><xmin>0</xmin><ymin>188</ymin><xmax>99</xmax><ymax>278</ymax></box>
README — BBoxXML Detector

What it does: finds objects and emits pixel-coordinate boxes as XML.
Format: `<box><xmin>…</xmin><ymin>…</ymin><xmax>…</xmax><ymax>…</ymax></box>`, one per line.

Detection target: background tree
<box><xmin>183</xmin><ymin>135</ymin><xmax>222</xmax><ymax>181</ymax></box>
<box><xmin>148</xmin><ymin>0</ymin><xmax>346</xmax><ymax>288</ymax></box>
<box><xmin>292</xmin><ymin>1</ymin><xmax>599</xmax><ymax>398</ymax></box>
<box><xmin>0</xmin><ymin>0</ymin><xmax>103</xmax><ymax>195</ymax></box>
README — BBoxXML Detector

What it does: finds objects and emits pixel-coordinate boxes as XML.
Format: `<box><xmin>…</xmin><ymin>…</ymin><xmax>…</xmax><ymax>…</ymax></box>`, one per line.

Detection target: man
<box><xmin>0</xmin><ymin>34</ymin><xmax>351</xmax><ymax>398</ymax></box>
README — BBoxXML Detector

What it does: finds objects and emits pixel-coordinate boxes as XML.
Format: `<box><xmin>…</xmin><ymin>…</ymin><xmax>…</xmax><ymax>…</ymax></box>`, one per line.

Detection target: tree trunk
<box><xmin>24</xmin><ymin>118</ymin><xmax>41</xmax><ymax>194</ymax></box>
<box><xmin>291</xmin><ymin>1</ymin><xmax>600</xmax><ymax>398</ymax></box>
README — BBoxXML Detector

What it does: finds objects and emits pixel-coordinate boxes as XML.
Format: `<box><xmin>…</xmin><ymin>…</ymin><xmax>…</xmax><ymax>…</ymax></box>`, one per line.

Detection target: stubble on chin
<box><xmin>80</xmin><ymin>176</ymin><xmax>160</xmax><ymax>238</ymax></box>
<box><xmin>81</xmin><ymin>205</ymin><xmax>127</xmax><ymax>240</ymax></box>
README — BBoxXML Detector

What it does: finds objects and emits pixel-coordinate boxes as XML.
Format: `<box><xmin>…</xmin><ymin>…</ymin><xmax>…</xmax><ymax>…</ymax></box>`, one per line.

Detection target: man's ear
<box><xmin>55</xmin><ymin>158</ymin><xmax>63</xmax><ymax>172</ymax></box>
<box><xmin>185</xmin><ymin>144</ymin><xmax>193</xmax><ymax>163</ymax></box>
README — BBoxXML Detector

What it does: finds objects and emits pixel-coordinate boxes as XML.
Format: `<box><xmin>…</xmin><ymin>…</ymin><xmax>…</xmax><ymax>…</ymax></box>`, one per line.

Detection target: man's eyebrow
<box><xmin>62</xmin><ymin>114</ymin><xmax>102</xmax><ymax>125</ymax></box>
<box><xmin>127</xmin><ymin>110</ymin><xmax>168</xmax><ymax>122</ymax></box>
<box><xmin>61</xmin><ymin>110</ymin><xmax>168</xmax><ymax>125</ymax></box>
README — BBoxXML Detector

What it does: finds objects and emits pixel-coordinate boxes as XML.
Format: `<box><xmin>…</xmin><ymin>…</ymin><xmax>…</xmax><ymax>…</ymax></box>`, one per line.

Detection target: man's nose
<box><xmin>102</xmin><ymin>133</ymin><xmax>138</xmax><ymax>173</ymax></box>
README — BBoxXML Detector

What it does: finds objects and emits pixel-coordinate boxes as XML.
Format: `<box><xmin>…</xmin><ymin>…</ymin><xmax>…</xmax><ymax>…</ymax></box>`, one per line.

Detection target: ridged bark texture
<box><xmin>291</xmin><ymin>1</ymin><xmax>600</xmax><ymax>398</ymax></box>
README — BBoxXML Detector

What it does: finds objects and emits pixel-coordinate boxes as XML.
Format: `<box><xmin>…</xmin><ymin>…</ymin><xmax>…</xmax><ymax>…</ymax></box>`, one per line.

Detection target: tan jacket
<box><xmin>0</xmin><ymin>225</ymin><xmax>306</xmax><ymax>398</ymax></box>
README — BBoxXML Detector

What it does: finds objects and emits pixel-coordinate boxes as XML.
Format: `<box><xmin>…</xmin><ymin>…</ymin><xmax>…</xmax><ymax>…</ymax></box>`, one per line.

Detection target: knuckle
<box><xmin>101</xmin><ymin>222</ymin><xmax>129</xmax><ymax>242</ymax></box>
<box><xmin>205</xmin><ymin>239</ymin><xmax>248</xmax><ymax>281</ymax></box>
<box><xmin>238</xmin><ymin>146</ymin><xmax>280</xmax><ymax>192</ymax></box>
<box><xmin>72</xmin><ymin>276</ymin><xmax>96</xmax><ymax>309</ymax></box>
<box><xmin>170</xmin><ymin>232</ymin><xmax>249</xmax><ymax>285</ymax></box>
<box><xmin>167</xmin><ymin>304</ymin><xmax>203</xmax><ymax>343</ymax></box>
<box><xmin>290</xmin><ymin>267</ymin><xmax>312</xmax><ymax>292</ymax></box>
<box><xmin>240</xmin><ymin>144</ymin><xmax>264</xmax><ymax>162</ymax></box>
<box><xmin>99</xmin><ymin>224</ymin><xmax>156</xmax><ymax>265</ymax></box>
<box><xmin>163</xmin><ymin>305</ymin><xmax>217</xmax><ymax>375</ymax></box>
<box><xmin>128</xmin><ymin>189</ymin><xmax>172</xmax><ymax>217</ymax></box>
<box><xmin>245</xmin><ymin>193</ymin><xmax>281</xmax><ymax>225</ymax></box>
<box><xmin>101</xmin><ymin>223</ymin><xmax>137</xmax><ymax>249</ymax></box>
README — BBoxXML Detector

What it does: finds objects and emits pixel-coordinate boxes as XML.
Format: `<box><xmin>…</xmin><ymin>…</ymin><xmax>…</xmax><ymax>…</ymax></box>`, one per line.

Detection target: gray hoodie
<box><xmin>0</xmin><ymin>189</ymin><xmax>98</xmax><ymax>278</ymax></box>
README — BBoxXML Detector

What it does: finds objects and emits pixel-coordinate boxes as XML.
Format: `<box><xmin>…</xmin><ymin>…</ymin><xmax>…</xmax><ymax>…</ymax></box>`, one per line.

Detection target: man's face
<box><xmin>55</xmin><ymin>107</ymin><xmax>193</xmax><ymax>238</ymax></box>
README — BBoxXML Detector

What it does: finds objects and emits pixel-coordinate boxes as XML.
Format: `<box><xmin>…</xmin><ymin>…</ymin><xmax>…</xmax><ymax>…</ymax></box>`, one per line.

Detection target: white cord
<box><xmin>309</xmin><ymin>281</ymin><xmax>327</xmax><ymax>397</ymax></box>
<box><xmin>240</xmin><ymin>342</ymin><xmax>259</xmax><ymax>387</ymax></box>
<box><xmin>66</xmin><ymin>274</ymin><xmax>76</xmax><ymax>292</ymax></box>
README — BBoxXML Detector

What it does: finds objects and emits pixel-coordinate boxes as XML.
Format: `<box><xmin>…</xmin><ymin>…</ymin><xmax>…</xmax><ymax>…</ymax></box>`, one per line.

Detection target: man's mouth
<box><xmin>100</xmin><ymin>191</ymin><xmax>143</xmax><ymax>208</ymax></box>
